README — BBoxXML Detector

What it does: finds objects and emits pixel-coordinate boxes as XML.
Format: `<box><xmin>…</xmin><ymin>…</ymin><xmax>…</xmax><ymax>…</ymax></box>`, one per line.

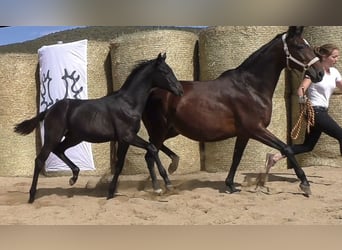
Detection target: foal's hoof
<box><xmin>299</xmin><ymin>183</ymin><xmax>312</xmax><ymax>197</ymax></box>
<box><xmin>225</xmin><ymin>184</ymin><xmax>241</xmax><ymax>194</ymax></box>
<box><xmin>153</xmin><ymin>188</ymin><xmax>163</xmax><ymax>195</ymax></box>
<box><xmin>69</xmin><ymin>177</ymin><xmax>77</xmax><ymax>186</ymax></box>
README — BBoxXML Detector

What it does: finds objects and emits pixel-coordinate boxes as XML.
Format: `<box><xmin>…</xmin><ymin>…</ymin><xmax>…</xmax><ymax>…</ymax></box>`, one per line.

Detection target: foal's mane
<box><xmin>123</xmin><ymin>58</ymin><xmax>156</xmax><ymax>85</ymax></box>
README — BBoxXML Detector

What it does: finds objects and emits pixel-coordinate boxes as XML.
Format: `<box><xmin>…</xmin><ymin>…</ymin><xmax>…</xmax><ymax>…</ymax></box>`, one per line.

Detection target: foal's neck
<box><xmin>119</xmin><ymin>67</ymin><xmax>154</xmax><ymax>111</ymax></box>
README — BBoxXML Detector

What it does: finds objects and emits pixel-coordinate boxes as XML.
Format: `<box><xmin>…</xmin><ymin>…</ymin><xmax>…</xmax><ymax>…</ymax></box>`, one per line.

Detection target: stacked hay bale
<box><xmin>110</xmin><ymin>29</ymin><xmax>200</xmax><ymax>175</ymax></box>
<box><xmin>0</xmin><ymin>53</ymin><xmax>38</xmax><ymax>176</ymax></box>
<box><xmin>199</xmin><ymin>26</ymin><xmax>288</xmax><ymax>172</ymax></box>
<box><xmin>289</xmin><ymin>26</ymin><xmax>342</xmax><ymax>168</ymax></box>
<box><xmin>86</xmin><ymin>40</ymin><xmax>113</xmax><ymax>176</ymax></box>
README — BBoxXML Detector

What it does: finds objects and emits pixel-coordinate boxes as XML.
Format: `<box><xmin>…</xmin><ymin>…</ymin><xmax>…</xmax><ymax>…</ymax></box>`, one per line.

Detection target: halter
<box><xmin>282</xmin><ymin>33</ymin><xmax>319</xmax><ymax>71</ymax></box>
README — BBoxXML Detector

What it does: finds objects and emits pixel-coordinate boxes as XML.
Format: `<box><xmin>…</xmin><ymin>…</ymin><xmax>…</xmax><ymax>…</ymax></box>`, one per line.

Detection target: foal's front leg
<box><xmin>130</xmin><ymin>135</ymin><xmax>173</xmax><ymax>192</ymax></box>
<box><xmin>107</xmin><ymin>142</ymin><xmax>129</xmax><ymax>199</ymax></box>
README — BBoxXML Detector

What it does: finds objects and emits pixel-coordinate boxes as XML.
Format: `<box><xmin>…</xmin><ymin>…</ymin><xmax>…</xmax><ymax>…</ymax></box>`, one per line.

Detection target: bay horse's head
<box><xmin>283</xmin><ymin>26</ymin><xmax>324</xmax><ymax>83</ymax></box>
<box><xmin>151</xmin><ymin>53</ymin><xmax>183</xmax><ymax>96</ymax></box>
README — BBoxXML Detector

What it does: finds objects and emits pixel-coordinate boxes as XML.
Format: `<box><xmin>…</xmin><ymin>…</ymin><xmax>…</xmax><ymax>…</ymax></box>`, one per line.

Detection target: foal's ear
<box><xmin>287</xmin><ymin>26</ymin><xmax>304</xmax><ymax>38</ymax></box>
<box><xmin>157</xmin><ymin>52</ymin><xmax>166</xmax><ymax>64</ymax></box>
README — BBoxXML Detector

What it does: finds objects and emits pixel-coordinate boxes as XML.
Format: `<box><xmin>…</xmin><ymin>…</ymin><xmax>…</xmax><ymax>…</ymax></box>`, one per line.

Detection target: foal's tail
<box><xmin>14</xmin><ymin>111</ymin><xmax>47</xmax><ymax>135</ymax></box>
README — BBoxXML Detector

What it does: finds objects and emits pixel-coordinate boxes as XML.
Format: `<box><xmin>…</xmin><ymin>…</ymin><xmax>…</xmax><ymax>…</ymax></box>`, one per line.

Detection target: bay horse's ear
<box><xmin>287</xmin><ymin>26</ymin><xmax>304</xmax><ymax>38</ymax></box>
<box><xmin>162</xmin><ymin>52</ymin><xmax>166</xmax><ymax>60</ymax></box>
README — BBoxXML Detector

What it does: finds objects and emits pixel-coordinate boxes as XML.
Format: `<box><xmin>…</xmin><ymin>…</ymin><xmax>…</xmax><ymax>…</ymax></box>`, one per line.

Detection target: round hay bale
<box><xmin>288</xmin><ymin>26</ymin><xmax>342</xmax><ymax>168</ymax></box>
<box><xmin>110</xmin><ymin>29</ymin><xmax>200</xmax><ymax>175</ymax></box>
<box><xmin>199</xmin><ymin>26</ymin><xmax>288</xmax><ymax>172</ymax></box>
<box><xmin>0</xmin><ymin>53</ymin><xmax>38</xmax><ymax>176</ymax></box>
<box><xmin>86</xmin><ymin>40</ymin><xmax>113</xmax><ymax>176</ymax></box>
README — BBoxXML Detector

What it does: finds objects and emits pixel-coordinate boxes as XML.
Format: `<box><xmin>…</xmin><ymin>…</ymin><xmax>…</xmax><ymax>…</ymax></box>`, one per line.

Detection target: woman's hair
<box><xmin>314</xmin><ymin>43</ymin><xmax>339</xmax><ymax>59</ymax></box>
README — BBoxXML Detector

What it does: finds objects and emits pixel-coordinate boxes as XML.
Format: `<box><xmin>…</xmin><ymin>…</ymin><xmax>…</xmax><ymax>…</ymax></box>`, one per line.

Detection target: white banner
<box><xmin>38</xmin><ymin>39</ymin><xmax>95</xmax><ymax>172</ymax></box>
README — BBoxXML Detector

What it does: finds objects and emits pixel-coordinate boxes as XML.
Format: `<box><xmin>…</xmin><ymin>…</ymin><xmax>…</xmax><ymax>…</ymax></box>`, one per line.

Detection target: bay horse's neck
<box><xmin>235</xmin><ymin>36</ymin><xmax>285</xmax><ymax>98</ymax></box>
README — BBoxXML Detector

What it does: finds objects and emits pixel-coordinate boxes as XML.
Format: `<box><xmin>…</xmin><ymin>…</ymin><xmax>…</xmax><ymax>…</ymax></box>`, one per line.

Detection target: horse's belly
<box><xmin>173</xmin><ymin>117</ymin><xmax>237</xmax><ymax>142</ymax></box>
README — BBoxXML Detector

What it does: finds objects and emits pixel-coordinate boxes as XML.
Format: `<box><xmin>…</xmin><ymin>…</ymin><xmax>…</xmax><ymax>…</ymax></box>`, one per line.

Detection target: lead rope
<box><xmin>290</xmin><ymin>87</ymin><xmax>315</xmax><ymax>140</ymax></box>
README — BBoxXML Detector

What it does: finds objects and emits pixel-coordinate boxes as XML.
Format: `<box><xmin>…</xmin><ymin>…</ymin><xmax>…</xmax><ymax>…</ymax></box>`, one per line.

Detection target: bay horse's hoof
<box><xmin>225</xmin><ymin>184</ymin><xmax>241</xmax><ymax>194</ymax></box>
<box><xmin>299</xmin><ymin>183</ymin><xmax>312</xmax><ymax>196</ymax></box>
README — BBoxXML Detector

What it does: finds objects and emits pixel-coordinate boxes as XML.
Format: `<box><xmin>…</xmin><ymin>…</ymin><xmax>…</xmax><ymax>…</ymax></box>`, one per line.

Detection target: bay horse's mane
<box><xmin>218</xmin><ymin>33</ymin><xmax>283</xmax><ymax>78</ymax></box>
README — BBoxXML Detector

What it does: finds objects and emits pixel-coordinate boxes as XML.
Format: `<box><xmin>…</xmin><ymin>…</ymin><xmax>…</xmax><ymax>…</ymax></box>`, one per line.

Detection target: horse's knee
<box><xmin>147</xmin><ymin>143</ymin><xmax>158</xmax><ymax>155</ymax></box>
<box><xmin>281</xmin><ymin>146</ymin><xmax>294</xmax><ymax>157</ymax></box>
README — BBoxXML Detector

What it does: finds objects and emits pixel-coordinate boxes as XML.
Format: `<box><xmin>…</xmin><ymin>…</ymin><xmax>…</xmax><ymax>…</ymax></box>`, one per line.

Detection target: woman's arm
<box><xmin>297</xmin><ymin>77</ymin><xmax>312</xmax><ymax>97</ymax></box>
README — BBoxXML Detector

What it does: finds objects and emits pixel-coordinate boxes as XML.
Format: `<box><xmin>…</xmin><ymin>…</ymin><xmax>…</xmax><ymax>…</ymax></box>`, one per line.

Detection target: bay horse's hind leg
<box><xmin>225</xmin><ymin>136</ymin><xmax>249</xmax><ymax>193</ymax></box>
<box><xmin>253</xmin><ymin>128</ymin><xmax>311</xmax><ymax>196</ymax></box>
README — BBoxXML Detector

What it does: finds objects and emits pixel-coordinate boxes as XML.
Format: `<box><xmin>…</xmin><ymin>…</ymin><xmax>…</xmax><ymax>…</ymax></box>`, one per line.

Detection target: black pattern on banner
<box><xmin>40</xmin><ymin>68</ymin><xmax>83</xmax><ymax>111</ymax></box>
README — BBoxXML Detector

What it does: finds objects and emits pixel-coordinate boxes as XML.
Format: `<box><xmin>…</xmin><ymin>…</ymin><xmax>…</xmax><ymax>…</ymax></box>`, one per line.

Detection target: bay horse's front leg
<box><xmin>253</xmin><ymin>128</ymin><xmax>311</xmax><ymax>196</ymax></box>
<box><xmin>160</xmin><ymin>144</ymin><xmax>180</xmax><ymax>174</ymax></box>
<box><xmin>225</xmin><ymin>136</ymin><xmax>249</xmax><ymax>193</ymax></box>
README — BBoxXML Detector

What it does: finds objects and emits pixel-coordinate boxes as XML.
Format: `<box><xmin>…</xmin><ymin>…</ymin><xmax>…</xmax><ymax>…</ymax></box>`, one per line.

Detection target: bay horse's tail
<box><xmin>14</xmin><ymin>111</ymin><xmax>47</xmax><ymax>135</ymax></box>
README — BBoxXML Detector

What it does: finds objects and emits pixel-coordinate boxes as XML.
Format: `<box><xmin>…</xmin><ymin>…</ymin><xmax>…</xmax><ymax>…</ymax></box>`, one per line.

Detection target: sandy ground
<box><xmin>1</xmin><ymin>165</ymin><xmax>342</xmax><ymax>225</ymax></box>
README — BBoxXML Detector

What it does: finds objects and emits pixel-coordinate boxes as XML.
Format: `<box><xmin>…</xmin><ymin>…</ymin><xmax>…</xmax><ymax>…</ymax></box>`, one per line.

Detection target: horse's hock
<box><xmin>199</xmin><ymin>26</ymin><xmax>289</xmax><ymax>172</ymax></box>
<box><xmin>289</xmin><ymin>26</ymin><xmax>342</xmax><ymax>168</ymax></box>
<box><xmin>110</xmin><ymin>30</ymin><xmax>200</xmax><ymax>175</ymax></box>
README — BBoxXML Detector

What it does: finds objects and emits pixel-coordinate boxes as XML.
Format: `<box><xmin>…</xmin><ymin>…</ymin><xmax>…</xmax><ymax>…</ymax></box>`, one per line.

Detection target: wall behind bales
<box><xmin>199</xmin><ymin>26</ymin><xmax>288</xmax><ymax>172</ymax></box>
<box><xmin>110</xmin><ymin>29</ymin><xmax>200</xmax><ymax>175</ymax></box>
<box><xmin>0</xmin><ymin>53</ymin><xmax>38</xmax><ymax>176</ymax></box>
<box><xmin>289</xmin><ymin>26</ymin><xmax>342</xmax><ymax>168</ymax></box>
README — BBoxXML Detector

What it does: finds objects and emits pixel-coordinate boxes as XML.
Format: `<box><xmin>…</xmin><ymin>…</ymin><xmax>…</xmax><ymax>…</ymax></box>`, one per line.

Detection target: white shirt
<box><xmin>308</xmin><ymin>67</ymin><xmax>342</xmax><ymax>108</ymax></box>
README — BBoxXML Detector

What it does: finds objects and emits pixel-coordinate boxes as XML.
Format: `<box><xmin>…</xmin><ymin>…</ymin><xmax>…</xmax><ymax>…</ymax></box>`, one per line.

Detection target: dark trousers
<box><xmin>292</xmin><ymin>106</ymin><xmax>342</xmax><ymax>155</ymax></box>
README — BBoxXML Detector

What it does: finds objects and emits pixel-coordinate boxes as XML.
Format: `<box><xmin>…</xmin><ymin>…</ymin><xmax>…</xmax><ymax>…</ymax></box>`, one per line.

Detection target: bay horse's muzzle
<box><xmin>306</xmin><ymin>67</ymin><xmax>324</xmax><ymax>83</ymax></box>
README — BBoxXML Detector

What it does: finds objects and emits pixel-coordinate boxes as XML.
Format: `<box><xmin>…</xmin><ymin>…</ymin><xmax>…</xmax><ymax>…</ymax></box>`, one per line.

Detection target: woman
<box><xmin>266</xmin><ymin>43</ymin><xmax>342</xmax><ymax>170</ymax></box>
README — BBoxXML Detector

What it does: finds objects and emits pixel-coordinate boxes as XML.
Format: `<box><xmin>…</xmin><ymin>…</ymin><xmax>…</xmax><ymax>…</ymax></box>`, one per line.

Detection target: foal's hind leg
<box><xmin>53</xmin><ymin>137</ymin><xmax>81</xmax><ymax>186</ymax></box>
<box><xmin>29</xmin><ymin>147</ymin><xmax>51</xmax><ymax>203</ymax></box>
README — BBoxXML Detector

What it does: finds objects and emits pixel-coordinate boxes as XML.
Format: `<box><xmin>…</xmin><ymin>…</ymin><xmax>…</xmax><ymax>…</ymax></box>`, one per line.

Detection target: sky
<box><xmin>0</xmin><ymin>26</ymin><xmax>82</xmax><ymax>46</ymax></box>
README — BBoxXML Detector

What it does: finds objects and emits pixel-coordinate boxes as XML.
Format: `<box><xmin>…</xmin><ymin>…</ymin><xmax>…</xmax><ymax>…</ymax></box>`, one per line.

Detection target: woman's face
<box><xmin>323</xmin><ymin>49</ymin><xmax>339</xmax><ymax>67</ymax></box>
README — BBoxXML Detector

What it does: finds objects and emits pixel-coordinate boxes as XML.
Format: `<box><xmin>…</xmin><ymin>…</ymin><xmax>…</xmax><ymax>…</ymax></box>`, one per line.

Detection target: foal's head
<box><xmin>283</xmin><ymin>26</ymin><xmax>324</xmax><ymax>83</ymax></box>
<box><xmin>150</xmin><ymin>53</ymin><xmax>183</xmax><ymax>96</ymax></box>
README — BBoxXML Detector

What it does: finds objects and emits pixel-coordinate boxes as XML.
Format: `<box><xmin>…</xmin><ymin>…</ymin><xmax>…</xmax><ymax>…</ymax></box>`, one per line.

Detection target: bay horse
<box><xmin>14</xmin><ymin>53</ymin><xmax>183</xmax><ymax>203</ymax></box>
<box><xmin>142</xmin><ymin>26</ymin><xmax>324</xmax><ymax>196</ymax></box>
